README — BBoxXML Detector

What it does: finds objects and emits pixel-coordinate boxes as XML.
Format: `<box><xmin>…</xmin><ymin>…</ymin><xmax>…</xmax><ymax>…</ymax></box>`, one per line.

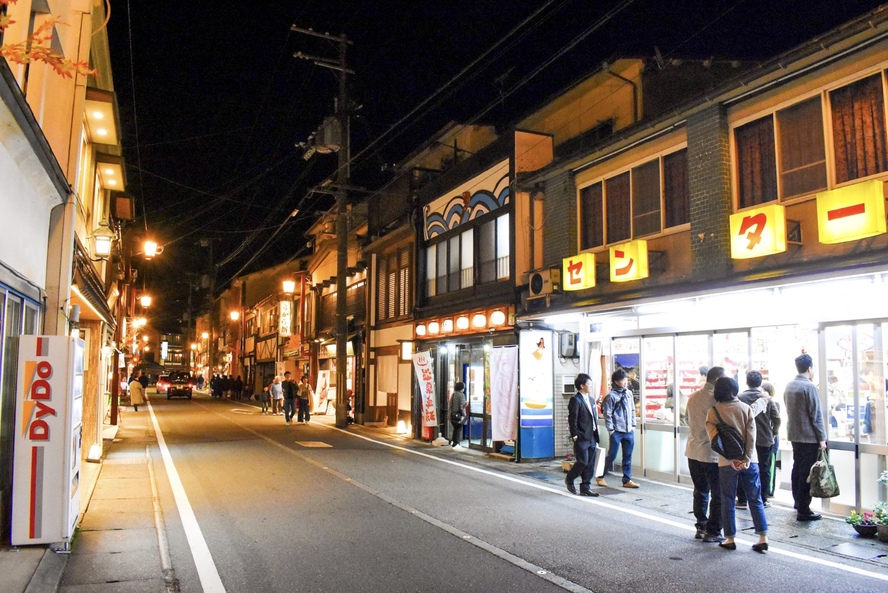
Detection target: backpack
<box><xmin>709</xmin><ymin>406</ymin><xmax>746</xmax><ymax>461</ymax></box>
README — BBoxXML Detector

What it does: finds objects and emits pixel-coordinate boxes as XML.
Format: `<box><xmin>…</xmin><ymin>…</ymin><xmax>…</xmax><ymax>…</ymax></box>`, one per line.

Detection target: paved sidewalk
<box><xmin>5</xmin><ymin>403</ymin><xmax>888</xmax><ymax>592</ymax></box>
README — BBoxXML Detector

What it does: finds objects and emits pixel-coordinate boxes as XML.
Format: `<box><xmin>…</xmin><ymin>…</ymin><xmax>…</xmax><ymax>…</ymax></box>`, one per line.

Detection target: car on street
<box><xmin>167</xmin><ymin>371</ymin><xmax>193</xmax><ymax>399</ymax></box>
<box><xmin>156</xmin><ymin>374</ymin><xmax>171</xmax><ymax>394</ymax></box>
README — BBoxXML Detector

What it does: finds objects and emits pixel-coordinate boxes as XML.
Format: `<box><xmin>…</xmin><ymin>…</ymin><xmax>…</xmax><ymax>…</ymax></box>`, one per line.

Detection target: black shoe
<box><xmin>579</xmin><ymin>490</ymin><xmax>600</xmax><ymax>497</ymax></box>
<box><xmin>565</xmin><ymin>478</ymin><xmax>577</xmax><ymax>494</ymax></box>
<box><xmin>752</xmin><ymin>542</ymin><xmax>768</xmax><ymax>553</ymax></box>
<box><xmin>718</xmin><ymin>542</ymin><xmax>736</xmax><ymax>550</ymax></box>
<box><xmin>797</xmin><ymin>513</ymin><xmax>822</xmax><ymax>522</ymax></box>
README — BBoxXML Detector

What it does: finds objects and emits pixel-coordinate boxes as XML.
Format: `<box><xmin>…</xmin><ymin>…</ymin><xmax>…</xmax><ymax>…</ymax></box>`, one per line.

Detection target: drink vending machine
<box><xmin>12</xmin><ymin>335</ymin><xmax>84</xmax><ymax>546</ymax></box>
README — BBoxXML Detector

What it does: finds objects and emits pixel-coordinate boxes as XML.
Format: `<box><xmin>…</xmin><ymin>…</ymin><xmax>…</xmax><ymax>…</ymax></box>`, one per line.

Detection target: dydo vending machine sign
<box><xmin>12</xmin><ymin>335</ymin><xmax>84</xmax><ymax>545</ymax></box>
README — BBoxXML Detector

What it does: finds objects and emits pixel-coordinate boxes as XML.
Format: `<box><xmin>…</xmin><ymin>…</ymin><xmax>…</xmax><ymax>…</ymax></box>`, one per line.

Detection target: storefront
<box><xmin>531</xmin><ymin>269</ymin><xmax>888</xmax><ymax>515</ymax></box>
<box><xmin>412</xmin><ymin>307</ymin><xmax>520</xmax><ymax>454</ymax></box>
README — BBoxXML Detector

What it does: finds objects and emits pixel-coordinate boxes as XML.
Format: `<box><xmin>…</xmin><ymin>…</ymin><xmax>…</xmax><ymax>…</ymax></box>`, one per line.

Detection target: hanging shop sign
<box><xmin>562</xmin><ymin>252</ymin><xmax>596</xmax><ymax>290</ymax></box>
<box><xmin>279</xmin><ymin>300</ymin><xmax>292</xmax><ymax>337</ymax></box>
<box><xmin>730</xmin><ymin>203</ymin><xmax>786</xmax><ymax>259</ymax></box>
<box><xmin>816</xmin><ymin>179</ymin><xmax>886</xmax><ymax>244</ymax></box>
<box><xmin>609</xmin><ymin>239</ymin><xmax>649</xmax><ymax>282</ymax></box>
<box><xmin>412</xmin><ymin>351</ymin><xmax>439</xmax><ymax>427</ymax></box>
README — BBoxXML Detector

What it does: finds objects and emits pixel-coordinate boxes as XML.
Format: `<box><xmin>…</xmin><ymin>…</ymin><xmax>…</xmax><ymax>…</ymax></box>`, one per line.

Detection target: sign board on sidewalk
<box><xmin>12</xmin><ymin>336</ymin><xmax>84</xmax><ymax>545</ymax></box>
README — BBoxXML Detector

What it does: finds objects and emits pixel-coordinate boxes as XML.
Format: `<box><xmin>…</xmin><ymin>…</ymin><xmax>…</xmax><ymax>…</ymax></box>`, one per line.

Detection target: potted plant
<box><xmin>846</xmin><ymin>510</ymin><xmax>878</xmax><ymax>537</ymax></box>
<box><xmin>875</xmin><ymin>471</ymin><xmax>888</xmax><ymax>542</ymax></box>
<box><xmin>562</xmin><ymin>452</ymin><xmax>574</xmax><ymax>472</ymax></box>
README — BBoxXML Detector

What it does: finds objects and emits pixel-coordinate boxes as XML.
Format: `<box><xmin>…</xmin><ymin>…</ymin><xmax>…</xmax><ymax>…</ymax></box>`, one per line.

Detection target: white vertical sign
<box><xmin>412</xmin><ymin>350</ymin><xmax>438</xmax><ymax>426</ymax></box>
<box><xmin>490</xmin><ymin>346</ymin><xmax>519</xmax><ymax>440</ymax></box>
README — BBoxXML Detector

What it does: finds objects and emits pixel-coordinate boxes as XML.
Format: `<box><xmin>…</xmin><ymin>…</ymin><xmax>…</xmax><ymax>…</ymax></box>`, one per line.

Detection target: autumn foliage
<box><xmin>0</xmin><ymin>0</ymin><xmax>95</xmax><ymax>77</ymax></box>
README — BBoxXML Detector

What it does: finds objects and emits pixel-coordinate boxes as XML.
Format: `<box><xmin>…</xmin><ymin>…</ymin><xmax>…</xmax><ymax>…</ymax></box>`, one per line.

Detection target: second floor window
<box><xmin>580</xmin><ymin>149</ymin><xmax>689</xmax><ymax>251</ymax></box>
<box><xmin>734</xmin><ymin>71</ymin><xmax>888</xmax><ymax>208</ymax></box>
<box><xmin>378</xmin><ymin>247</ymin><xmax>411</xmax><ymax>322</ymax></box>
<box><xmin>424</xmin><ymin>213</ymin><xmax>510</xmax><ymax>297</ymax></box>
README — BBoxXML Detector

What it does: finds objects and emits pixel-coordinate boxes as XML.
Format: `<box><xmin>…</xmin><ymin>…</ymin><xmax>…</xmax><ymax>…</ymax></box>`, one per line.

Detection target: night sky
<box><xmin>106</xmin><ymin>0</ymin><xmax>886</xmax><ymax>332</ymax></box>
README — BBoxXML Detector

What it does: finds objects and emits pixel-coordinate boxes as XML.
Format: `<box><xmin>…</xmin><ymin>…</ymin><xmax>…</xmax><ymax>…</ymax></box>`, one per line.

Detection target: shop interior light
<box><xmin>415</xmin><ymin>324</ymin><xmax>427</xmax><ymax>337</ymax></box>
<box><xmin>396</xmin><ymin>420</ymin><xmax>409</xmax><ymax>435</ymax></box>
<box><xmin>400</xmin><ymin>341</ymin><xmax>413</xmax><ymax>361</ymax></box>
<box><xmin>472</xmin><ymin>313</ymin><xmax>487</xmax><ymax>328</ymax></box>
<box><xmin>428</xmin><ymin>321</ymin><xmax>440</xmax><ymax>335</ymax></box>
<box><xmin>490</xmin><ymin>310</ymin><xmax>506</xmax><ymax>326</ymax></box>
<box><xmin>456</xmin><ymin>316</ymin><xmax>470</xmax><ymax>330</ymax></box>
<box><xmin>442</xmin><ymin>319</ymin><xmax>453</xmax><ymax>333</ymax></box>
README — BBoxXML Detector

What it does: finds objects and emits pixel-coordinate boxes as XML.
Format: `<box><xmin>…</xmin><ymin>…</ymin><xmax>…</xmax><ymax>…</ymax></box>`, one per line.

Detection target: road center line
<box><xmin>147</xmin><ymin>401</ymin><xmax>226</xmax><ymax>593</ymax></box>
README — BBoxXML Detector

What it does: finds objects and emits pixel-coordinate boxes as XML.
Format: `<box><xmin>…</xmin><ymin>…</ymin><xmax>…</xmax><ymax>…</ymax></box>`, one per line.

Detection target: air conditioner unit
<box><xmin>528</xmin><ymin>268</ymin><xmax>560</xmax><ymax>299</ymax></box>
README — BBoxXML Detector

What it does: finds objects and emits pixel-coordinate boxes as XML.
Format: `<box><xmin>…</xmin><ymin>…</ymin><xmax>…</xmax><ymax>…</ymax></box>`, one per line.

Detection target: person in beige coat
<box><xmin>129</xmin><ymin>372</ymin><xmax>146</xmax><ymax>412</ymax></box>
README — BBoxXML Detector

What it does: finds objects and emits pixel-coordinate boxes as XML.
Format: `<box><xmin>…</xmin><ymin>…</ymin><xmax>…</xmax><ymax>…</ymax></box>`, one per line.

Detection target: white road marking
<box><xmin>147</xmin><ymin>401</ymin><xmax>226</xmax><ymax>592</ymax></box>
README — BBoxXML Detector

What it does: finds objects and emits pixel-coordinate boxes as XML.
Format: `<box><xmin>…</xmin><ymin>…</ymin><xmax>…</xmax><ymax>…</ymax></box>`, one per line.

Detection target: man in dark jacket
<box><xmin>565</xmin><ymin>373</ymin><xmax>601</xmax><ymax>496</ymax></box>
<box><xmin>737</xmin><ymin>370</ymin><xmax>781</xmax><ymax>509</ymax></box>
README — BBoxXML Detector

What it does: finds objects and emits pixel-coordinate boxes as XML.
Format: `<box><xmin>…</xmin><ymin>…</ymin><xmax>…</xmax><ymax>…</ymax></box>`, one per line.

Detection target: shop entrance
<box><xmin>446</xmin><ymin>343</ymin><xmax>491</xmax><ymax>451</ymax></box>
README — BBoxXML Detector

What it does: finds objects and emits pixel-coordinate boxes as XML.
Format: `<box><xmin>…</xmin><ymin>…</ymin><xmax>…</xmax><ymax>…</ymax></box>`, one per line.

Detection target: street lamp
<box><xmin>282</xmin><ymin>279</ymin><xmax>296</xmax><ymax>294</ymax></box>
<box><xmin>139</xmin><ymin>294</ymin><xmax>152</xmax><ymax>308</ymax></box>
<box><xmin>230</xmin><ymin>310</ymin><xmax>240</xmax><ymax>321</ymax></box>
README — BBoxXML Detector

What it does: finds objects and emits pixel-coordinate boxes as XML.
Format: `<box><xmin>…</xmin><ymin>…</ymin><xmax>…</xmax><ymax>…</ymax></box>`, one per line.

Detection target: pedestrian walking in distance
<box><xmin>565</xmin><ymin>373</ymin><xmax>601</xmax><ymax>497</ymax></box>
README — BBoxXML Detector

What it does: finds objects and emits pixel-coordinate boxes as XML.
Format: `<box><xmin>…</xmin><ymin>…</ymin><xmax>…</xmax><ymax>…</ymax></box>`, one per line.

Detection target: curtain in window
<box><xmin>830</xmin><ymin>74</ymin><xmax>888</xmax><ymax>184</ymax></box>
<box><xmin>736</xmin><ymin>116</ymin><xmax>778</xmax><ymax>208</ymax></box>
<box><xmin>606</xmin><ymin>172</ymin><xmax>631</xmax><ymax>244</ymax></box>
<box><xmin>632</xmin><ymin>159</ymin><xmax>661</xmax><ymax>237</ymax></box>
<box><xmin>398</xmin><ymin>249</ymin><xmax>410</xmax><ymax>317</ymax></box>
<box><xmin>580</xmin><ymin>183</ymin><xmax>603</xmax><ymax>250</ymax></box>
<box><xmin>377</xmin><ymin>354</ymin><xmax>398</xmax><ymax>394</ymax></box>
<box><xmin>479</xmin><ymin>219</ymin><xmax>496</xmax><ymax>283</ymax></box>
<box><xmin>777</xmin><ymin>97</ymin><xmax>827</xmax><ymax>198</ymax></box>
<box><xmin>663</xmin><ymin>149</ymin><xmax>689</xmax><ymax>227</ymax></box>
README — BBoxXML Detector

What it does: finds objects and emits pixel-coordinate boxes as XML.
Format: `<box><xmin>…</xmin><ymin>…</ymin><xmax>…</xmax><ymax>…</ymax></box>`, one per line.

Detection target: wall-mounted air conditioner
<box><xmin>528</xmin><ymin>268</ymin><xmax>560</xmax><ymax>299</ymax></box>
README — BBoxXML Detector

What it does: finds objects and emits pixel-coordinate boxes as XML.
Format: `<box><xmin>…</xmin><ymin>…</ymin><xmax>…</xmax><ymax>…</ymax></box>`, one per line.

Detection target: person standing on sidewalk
<box><xmin>565</xmin><ymin>373</ymin><xmax>601</xmax><ymax>497</ymax></box>
<box><xmin>684</xmin><ymin>366</ymin><xmax>726</xmax><ymax>542</ymax></box>
<box><xmin>597</xmin><ymin>369</ymin><xmax>638</xmax><ymax>488</ymax></box>
<box><xmin>259</xmin><ymin>383</ymin><xmax>270</xmax><ymax>414</ymax></box>
<box><xmin>282</xmin><ymin>371</ymin><xmax>297</xmax><ymax>425</ymax></box>
<box><xmin>737</xmin><ymin>370</ymin><xmax>780</xmax><ymax>509</ymax></box>
<box><xmin>269</xmin><ymin>376</ymin><xmax>283</xmax><ymax>416</ymax></box>
<box><xmin>297</xmin><ymin>375</ymin><xmax>314</xmax><ymax>423</ymax></box>
<box><xmin>706</xmin><ymin>377</ymin><xmax>769</xmax><ymax>553</ymax></box>
<box><xmin>784</xmin><ymin>353</ymin><xmax>828</xmax><ymax>521</ymax></box>
<box><xmin>448</xmin><ymin>382</ymin><xmax>467</xmax><ymax>448</ymax></box>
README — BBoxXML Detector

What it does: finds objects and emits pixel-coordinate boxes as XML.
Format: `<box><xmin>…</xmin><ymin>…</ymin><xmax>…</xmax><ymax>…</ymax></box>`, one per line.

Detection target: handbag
<box><xmin>808</xmin><ymin>449</ymin><xmax>840</xmax><ymax>498</ymax></box>
<box><xmin>709</xmin><ymin>406</ymin><xmax>746</xmax><ymax>461</ymax></box>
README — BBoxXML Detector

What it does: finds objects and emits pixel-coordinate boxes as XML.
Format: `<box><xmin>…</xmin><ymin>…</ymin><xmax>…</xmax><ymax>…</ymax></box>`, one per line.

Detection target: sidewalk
<box><xmin>5</xmin><ymin>405</ymin><xmax>887</xmax><ymax>592</ymax></box>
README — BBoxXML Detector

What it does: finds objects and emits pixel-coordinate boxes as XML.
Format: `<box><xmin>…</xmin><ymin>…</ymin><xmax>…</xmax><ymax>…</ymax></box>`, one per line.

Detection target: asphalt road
<box><xmin>146</xmin><ymin>392</ymin><xmax>888</xmax><ymax>593</ymax></box>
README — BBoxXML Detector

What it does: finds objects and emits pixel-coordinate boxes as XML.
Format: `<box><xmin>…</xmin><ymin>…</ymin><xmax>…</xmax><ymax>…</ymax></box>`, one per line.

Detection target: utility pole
<box><xmin>292</xmin><ymin>26</ymin><xmax>353</xmax><ymax>429</ymax></box>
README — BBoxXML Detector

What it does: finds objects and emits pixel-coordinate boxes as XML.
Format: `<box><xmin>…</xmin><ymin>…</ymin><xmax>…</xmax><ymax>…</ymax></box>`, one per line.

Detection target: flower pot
<box><xmin>877</xmin><ymin>524</ymin><xmax>888</xmax><ymax>543</ymax></box>
<box><xmin>853</xmin><ymin>524</ymin><xmax>878</xmax><ymax>538</ymax></box>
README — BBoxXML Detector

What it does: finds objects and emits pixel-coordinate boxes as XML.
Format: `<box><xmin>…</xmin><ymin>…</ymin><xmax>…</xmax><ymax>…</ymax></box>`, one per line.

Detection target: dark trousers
<box><xmin>284</xmin><ymin>399</ymin><xmax>296</xmax><ymax>422</ymax></box>
<box><xmin>297</xmin><ymin>397</ymin><xmax>311</xmax><ymax>422</ymax></box>
<box><xmin>737</xmin><ymin>445</ymin><xmax>773</xmax><ymax>505</ymax></box>
<box><xmin>450</xmin><ymin>420</ymin><xmax>463</xmax><ymax>446</ymax></box>
<box><xmin>566</xmin><ymin>440</ymin><xmax>598</xmax><ymax>490</ymax></box>
<box><xmin>688</xmin><ymin>458</ymin><xmax>722</xmax><ymax>535</ymax></box>
<box><xmin>791</xmin><ymin>442</ymin><xmax>820</xmax><ymax>516</ymax></box>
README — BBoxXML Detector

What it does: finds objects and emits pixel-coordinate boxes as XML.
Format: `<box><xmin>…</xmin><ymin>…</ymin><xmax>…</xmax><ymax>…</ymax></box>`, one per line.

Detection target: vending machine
<box><xmin>11</xmin><ymin>335</ymin><xmax>84</xmax><ymax>546</ymax></box>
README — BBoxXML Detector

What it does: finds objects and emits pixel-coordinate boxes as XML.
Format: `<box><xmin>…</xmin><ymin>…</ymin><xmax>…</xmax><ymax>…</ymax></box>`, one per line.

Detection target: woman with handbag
<box><xmin>706</xmin><ymin>377</ymin><xmax>769</xmax><ymax>553</ymax></box>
